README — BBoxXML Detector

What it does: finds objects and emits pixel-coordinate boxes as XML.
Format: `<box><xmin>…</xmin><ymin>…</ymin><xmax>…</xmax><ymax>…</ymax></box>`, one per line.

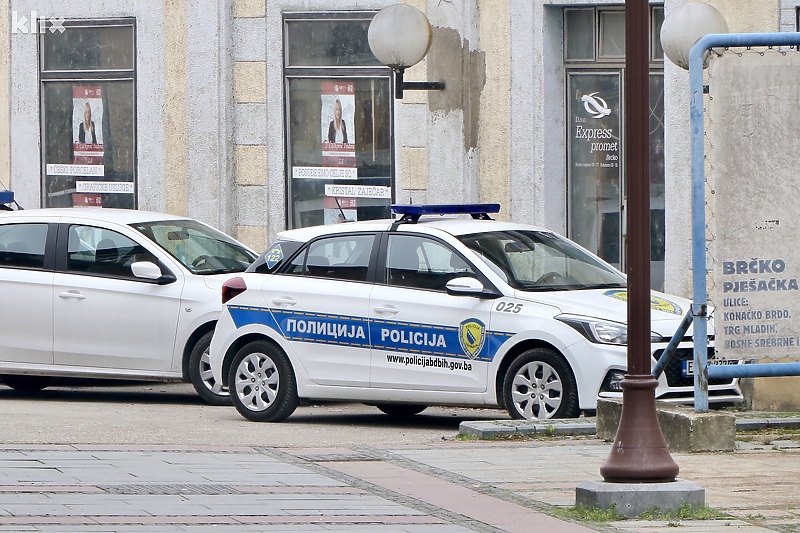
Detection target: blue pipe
<box><xmin>689</xmin><ymin>32</ymin><xmax>800</xmax><ymax>413</ymax></box>
<box><xmin>653</xmin><ymin>311</ymin><xmax>693</xmax><ymax>379</ymax></box>
<box><xmin>708</xmin><ymin>363</ymin><xmax>800</xmax><ymax>380</ymax></box>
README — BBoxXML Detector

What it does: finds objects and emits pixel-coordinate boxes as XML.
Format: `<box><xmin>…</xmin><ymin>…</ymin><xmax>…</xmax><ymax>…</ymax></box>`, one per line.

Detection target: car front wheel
<box><xmin>503</xmin><ymin>348</ymin><xmax>579</xmax><ymax>420</ymax></box>
<box><xmin>188</xmin><ymin>331</ymin><xmax>230</xmax><ymax>406</ymax></box>
<box><xmin>228</xmin><ymin>340</ymin><xmax>298</xmax><ymax>422</ymax></box>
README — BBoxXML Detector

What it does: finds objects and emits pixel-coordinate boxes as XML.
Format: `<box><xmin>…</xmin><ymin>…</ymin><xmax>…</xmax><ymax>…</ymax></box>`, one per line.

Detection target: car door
<box><xmin>0</xmin><ymin>221</ymin><xmax>55</xmax><ymax>365</ymax></box>
<box><xmin>369</xmin><ymin>233</ymin><xmax>493</xmax><ymax>393</ymax></box>
<box><xmin>261</xmin><ymin>233</ymin><xmax>376</xmax><ymax>387</ymax></box>
<box><xmin>52</xmin><ymin>223</ymin><xmax>184</xmax><ymax>372</ymax></box>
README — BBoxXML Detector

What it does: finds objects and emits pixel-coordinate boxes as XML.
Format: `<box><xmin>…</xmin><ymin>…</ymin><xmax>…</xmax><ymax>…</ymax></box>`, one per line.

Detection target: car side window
<box><xmin>67</xmin><ymin>225</ymin><xmax>159</xmax><ymax>279</ymax></box>
<box><xmin>0</xmin><ymin>223</ymin><xmax>49</xmax><ymax>269</ymax></box>
<box><xmin>386</xmin><ymin>234</ymin><xmax>475</xmax><ymax>291</ymax></box>
<box><xmin>285</xmin><ymin>234</ymin><xmax>374</xmax><ymax>282</ymax></box>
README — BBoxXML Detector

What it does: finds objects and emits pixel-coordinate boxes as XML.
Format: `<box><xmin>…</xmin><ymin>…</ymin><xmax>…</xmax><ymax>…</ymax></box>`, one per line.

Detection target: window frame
<box><xmin>564</xmin><ymin>6</ymin><xmax>665</xmax><ymax>66</ymax></box>
<box><xmin>562</xmin><ymin>5</ymin><xmax>666</xmax><ymax>290</ymax></box>
<box><xmin>39</xmin><ymin>18</ymin><xmax>138</xmax><ymax>209</ymax></box>
<box><xmin>282</xmin><ymin>12</ymin><xmax>395</xmax><ymax>230</ymax></box>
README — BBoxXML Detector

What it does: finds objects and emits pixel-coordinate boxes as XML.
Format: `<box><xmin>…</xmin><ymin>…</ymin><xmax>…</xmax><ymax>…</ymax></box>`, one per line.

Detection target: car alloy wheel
<box><xmin>503</xmin><ymin>348</ymin><xmax>579</xmax><ymax>420</ymax></box>
<box><xmin>228</xmin><ymin>340</ymin><xmax>298</xmax><ymax>422</ymax></box>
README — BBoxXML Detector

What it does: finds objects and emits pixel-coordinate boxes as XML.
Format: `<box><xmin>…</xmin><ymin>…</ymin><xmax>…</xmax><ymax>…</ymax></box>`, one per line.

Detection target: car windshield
<box><xmin>458</xmin><ymin>229</ymin><xmax>626</xmax><ymax>291</ymax></box>
<box><xmin>131</xmin><ymin>219</ymin><xmax>257</xmax><ymax>275</ymax></box>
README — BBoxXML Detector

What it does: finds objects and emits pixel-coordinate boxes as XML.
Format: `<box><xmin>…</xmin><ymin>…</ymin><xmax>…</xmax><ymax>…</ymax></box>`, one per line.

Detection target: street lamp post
<box><xmin>600</xmin><ymin>0</ymin><xmax>729</xmax><ymax>482</ymax></box>
<box><xmin>599</xmin><ymin>0</ymin><xmax>679</xmax><ymax>483</ymax></box>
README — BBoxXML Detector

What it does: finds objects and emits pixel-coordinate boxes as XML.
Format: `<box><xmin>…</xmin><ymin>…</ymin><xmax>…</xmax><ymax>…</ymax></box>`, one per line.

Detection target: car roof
<box><xmin>277</xmin><ymin>216</ymin><xmax>552</xmax><ymax>243</ymax></box>
<box><xmin>0</xmin><ymin>208</ymin><xmax>190</xmax><ymax>225</ymax></box>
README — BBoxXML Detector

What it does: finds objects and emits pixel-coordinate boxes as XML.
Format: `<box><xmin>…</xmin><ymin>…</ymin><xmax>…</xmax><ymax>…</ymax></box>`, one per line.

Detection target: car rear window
<box><xmin>0</xmin><ymin>223</ymin><xmax>49</xmax><ymax>269</ymax></box>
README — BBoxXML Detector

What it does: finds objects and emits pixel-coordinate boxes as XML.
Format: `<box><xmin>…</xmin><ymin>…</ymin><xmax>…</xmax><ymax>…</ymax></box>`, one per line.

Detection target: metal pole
<box><xmin>600</xmin><ymin>0</ymin><xmax>679</xmax><ymax>482</ymax></box>
<box><xmin>689</xmin><ymin>34</ymin><xmax>709</xmax><ymax>413</ymax></box>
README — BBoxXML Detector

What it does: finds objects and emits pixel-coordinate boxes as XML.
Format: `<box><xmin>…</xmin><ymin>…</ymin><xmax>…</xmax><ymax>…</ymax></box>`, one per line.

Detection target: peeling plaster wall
<box><xmin>424</xmin><ymin>0</ymin><xmax>484</xmax><ymax>208</ymax></box>
<box><xmin>477</xmin><ymin>1</ymin><xmax>510</xmax><ymax>219</ymax></box>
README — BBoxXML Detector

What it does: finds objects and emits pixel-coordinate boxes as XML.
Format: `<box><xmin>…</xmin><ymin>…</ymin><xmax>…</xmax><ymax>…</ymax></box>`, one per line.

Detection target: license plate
<box><xmin>682</xmin><ymin>359</ymin><xmax>738</xmax><ymax>377</ymax></box>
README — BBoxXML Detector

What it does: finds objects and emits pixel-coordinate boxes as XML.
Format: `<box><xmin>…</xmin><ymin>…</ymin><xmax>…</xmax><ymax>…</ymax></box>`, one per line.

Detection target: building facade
<box><xmin>0</xmin><ymin>0</ymin><xmax>796</xmax><ymax>404</ymax></box>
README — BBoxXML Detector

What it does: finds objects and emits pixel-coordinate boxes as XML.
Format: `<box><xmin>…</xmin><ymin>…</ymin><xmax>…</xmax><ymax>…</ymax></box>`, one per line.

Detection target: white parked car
<box><xmin>0</xmin><ymin>207</ymin><xmax>257</xmax><ymax>404</ymax></box>
<box><xmin>209</xmin><ymin>204</ymin><xmax>743</xmax><ymax>422</ymax></box>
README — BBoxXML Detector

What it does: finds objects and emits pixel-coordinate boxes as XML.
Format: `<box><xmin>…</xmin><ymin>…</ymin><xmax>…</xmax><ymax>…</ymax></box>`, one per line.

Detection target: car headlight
<box><xmin>556</xmin><ymin>315</ymin><xmax>661</xmax><ymax>346</ymax></box>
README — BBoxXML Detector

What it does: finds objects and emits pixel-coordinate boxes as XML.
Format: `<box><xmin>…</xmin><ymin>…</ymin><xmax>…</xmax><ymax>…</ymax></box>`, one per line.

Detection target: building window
<box><xmin>40</xmin><ymin>18</ymin><xmax>137</xmax><ymax>209</ymax></box>
<box><xmin>564</xmin><ymin>6</ymin><xmax>665</xmax><ymax>290</ymax></box>
<box><xmin>284</xmin><ymin>12</ymin><xmax>394</xmax><ymax>229</ymax></box>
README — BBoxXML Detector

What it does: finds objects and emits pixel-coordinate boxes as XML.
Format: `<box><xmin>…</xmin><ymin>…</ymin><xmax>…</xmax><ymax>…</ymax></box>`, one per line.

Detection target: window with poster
<box><xmin>40</xmin><ymin>18</ymin><xmax>136</xmax><ymax>209</ymax></box>
<box><xmin>284</xmin><ymin>12</ymin><xmax>393</xmax><ymax>229</ymax></box>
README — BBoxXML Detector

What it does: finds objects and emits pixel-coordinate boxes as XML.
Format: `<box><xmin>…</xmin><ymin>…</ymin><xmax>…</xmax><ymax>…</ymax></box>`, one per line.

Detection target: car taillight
<box><xmin>221</xmin><ymin>277</ymin><xmax>247</xmax><ymax>304</ymax></box>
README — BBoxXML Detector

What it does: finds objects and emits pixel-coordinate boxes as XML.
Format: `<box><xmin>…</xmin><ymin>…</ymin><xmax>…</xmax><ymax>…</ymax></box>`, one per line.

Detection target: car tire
<box><xmin>503</xmin><ymin>347</ymin><xmax>579</xmax><ymax>420</ymax></box>
<box><xmin>228</xmin><ymin>340</ymin><xmax>298</xmax><ymax>422</ymax></box>
<box><xmin>375</xmin><ymin>404</ymin><xmax>427</xmax><ymax>417</ymax></box>
<box><xmin>0</xmin><ymin>374</ymin><xmax>56</xmax><ymax>392</ymax></box>
<box><xmin>188</xmin><ymin>331</ymin><xmax>230</xmax><ymax>406</ymax></box>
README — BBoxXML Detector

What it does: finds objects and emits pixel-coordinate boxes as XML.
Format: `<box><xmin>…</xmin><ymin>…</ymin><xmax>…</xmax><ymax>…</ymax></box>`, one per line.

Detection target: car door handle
<box><xmin>271</xmin><ymin>297</ymin><xmax>297</xmax><ymax>307</ymax></box>
<box><xmin>373</xmin><ymin>306</ymin><xmax>399</xmax><ymax>316</ymax></box>
<box><xmin>59</xmin><ymin>290</ymin><xmax>86</xmax><ymax>300</ymax></box>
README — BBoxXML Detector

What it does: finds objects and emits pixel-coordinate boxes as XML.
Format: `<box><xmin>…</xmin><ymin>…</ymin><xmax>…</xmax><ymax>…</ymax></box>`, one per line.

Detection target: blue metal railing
<box><xmin>688</xmin><ymin>32</ymin><xmax>800</xmax><ymax>412</ymax></box>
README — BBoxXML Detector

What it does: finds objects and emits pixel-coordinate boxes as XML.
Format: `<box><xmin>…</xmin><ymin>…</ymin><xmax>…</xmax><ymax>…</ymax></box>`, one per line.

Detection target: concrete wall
<box><xmin>0</xmin><ymin>0</ymin><xmax>8</xmax><ymax>193</ymax></box>
<box><xmin>663</xmin><ymin>0</ymin><xmax>782</xmax><ymax>298</ymax></box>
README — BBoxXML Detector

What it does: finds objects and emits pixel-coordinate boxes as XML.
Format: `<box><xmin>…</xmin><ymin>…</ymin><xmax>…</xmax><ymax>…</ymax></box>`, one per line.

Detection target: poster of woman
<box><xmin>320</xmin><ymin>81</ymin><xmax>356</xmax><ymax>168</ymax></box>
<box><xmin>320</xmin><ymin>81</ymin><xmax>357</xmax><ymax>223</ymax></box>
<box><xmin>72</xmin><ymin>85</ymin><xmax>104</xmax><ymax>166</ymax></box>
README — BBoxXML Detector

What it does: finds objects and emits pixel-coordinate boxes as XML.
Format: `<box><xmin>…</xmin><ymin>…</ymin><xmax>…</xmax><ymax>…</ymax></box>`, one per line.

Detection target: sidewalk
<box><xmin>0</xmin><ymin>414</ymin><xmax>797</xmax><ymax>532</ymax></box>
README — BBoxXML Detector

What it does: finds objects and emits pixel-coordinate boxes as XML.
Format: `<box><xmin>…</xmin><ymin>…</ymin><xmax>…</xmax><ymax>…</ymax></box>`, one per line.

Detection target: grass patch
<box><xmin>556</xmin><ymin>503</ymin><xmax>729</xmax><ymax>522</ymax></box>
<box><xmin>637</xmin><ymin>503</ymin><xmax>728</xmax><ymax>521</ymax></box>
<box><xmin>555</xmin><ymin>504</ymin><xmax>625</xmax><ymax>522</ymax></box>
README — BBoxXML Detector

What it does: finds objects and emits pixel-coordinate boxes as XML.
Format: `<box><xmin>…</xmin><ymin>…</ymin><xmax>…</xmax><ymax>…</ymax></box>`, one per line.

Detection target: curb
<box><xmin>459</xmin><ymin>416</ymin><xmax>800</xmax><ymax>439</ymax></box>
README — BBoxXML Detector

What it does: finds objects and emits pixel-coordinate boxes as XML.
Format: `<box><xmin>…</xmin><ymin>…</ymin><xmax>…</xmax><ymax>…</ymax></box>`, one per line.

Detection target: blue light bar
<box><xmin>391</xmin><ymin>203</ymin><xmax>500</xmax><ymax>217</ymax></box>
<box><xmin>0</xmin><ymin>190</ymin><xmax>13</xmax><ymax>204</ymax></box>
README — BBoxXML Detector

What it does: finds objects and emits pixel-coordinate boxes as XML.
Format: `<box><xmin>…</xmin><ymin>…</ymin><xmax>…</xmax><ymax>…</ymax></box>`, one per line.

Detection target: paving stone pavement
<box><xmin>0</xmin><ymin>433</ymin><xmax>798</xmax><ymax>533</ymax></box>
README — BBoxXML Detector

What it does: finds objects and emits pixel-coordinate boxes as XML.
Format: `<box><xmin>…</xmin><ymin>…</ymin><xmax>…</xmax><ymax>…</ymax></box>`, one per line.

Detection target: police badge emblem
<box><xmin>459</xmin><ymin>319</ymin><xmax>486</xmax><ymax>359</ymax></box>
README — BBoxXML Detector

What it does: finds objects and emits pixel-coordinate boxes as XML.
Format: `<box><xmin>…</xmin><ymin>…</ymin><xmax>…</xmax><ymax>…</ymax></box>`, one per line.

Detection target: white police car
<box><xmin>209</xmin><ymin>204</ymin><xmax>743</xmax><ymax>422</ymax></box>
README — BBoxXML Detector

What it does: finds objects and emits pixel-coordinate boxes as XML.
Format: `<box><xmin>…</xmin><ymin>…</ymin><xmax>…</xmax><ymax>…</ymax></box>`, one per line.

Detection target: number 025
<box><xmin>496</xmin><ymin>302</ymin><xmax>522</xmax><ymax>313</ymax></box>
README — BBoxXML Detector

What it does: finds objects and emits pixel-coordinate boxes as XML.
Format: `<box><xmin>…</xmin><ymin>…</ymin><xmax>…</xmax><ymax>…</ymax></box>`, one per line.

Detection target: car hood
<box><xmin>514</xmin><ymin>288</ymin><xmax>702</xmax><ymax>337</ymax></box>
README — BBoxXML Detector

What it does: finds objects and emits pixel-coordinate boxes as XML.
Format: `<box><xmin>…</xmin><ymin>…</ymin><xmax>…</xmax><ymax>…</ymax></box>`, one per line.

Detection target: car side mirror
<box><xmin>131</xmin><ymin>261</ymin><xmax>176</xmax><ymax>285</ymax></box>
<box><xmin>445</xmin><ymin>276</ymin><xmax>501</xmax><ymax>299</ymax></box>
